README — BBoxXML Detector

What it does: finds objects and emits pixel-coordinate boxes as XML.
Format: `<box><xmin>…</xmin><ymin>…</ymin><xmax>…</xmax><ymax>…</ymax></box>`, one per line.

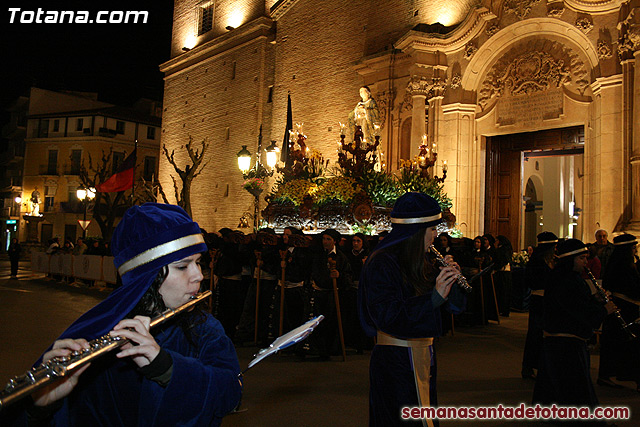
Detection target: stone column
<box><xmin>632</xmin><ymin>50</ymin><xmax>640</xmax><ymax>224</ymax></box>
<box><xmin>407</xmin><ymin>76</ymin><xmax>432</xmax><ymax>158</ymax></box>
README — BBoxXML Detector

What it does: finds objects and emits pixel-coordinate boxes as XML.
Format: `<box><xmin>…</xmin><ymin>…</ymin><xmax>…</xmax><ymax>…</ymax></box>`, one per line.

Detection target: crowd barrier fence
<box><xmin>31</xmin><ymin>251</ymin><xmax>117</xmax><ymax>284</ymax></box>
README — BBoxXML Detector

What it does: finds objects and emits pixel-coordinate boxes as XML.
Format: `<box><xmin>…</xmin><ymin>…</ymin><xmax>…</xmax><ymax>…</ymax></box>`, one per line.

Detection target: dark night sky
<box><xmin>1</xmin><ymin>0</ymin><xmax>175</xmax><ymax>119</ymax></box>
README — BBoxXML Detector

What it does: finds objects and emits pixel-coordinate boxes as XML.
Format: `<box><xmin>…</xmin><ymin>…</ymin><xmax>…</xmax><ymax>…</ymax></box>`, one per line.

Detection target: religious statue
<box><xmin>30</xmin><ymin>187</ymin><xmax>42</xmax><ymax>216</ymax></box>
<box><xmin>348</xmin><ymin>86</ymin><xmax>381</xmax><ymax>143</ymax></box>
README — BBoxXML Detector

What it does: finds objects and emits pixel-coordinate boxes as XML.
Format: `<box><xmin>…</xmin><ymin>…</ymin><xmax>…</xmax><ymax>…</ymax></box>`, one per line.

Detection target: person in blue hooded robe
<box><xmin>4</xmin><ymin>203</ymin><xmax>242</xmax><ymax>426</ymax></box>
<box><xmin>358</xmin><ymin>192</ymin><xmax>465</xmax><ymax>427</ymax></box>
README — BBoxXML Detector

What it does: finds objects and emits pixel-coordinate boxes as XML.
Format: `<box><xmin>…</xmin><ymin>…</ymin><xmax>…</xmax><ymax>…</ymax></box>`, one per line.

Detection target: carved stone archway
<box><xmin>462</xmin><ymin>18</ymin><xmax>599</xmax><ymax>94</ymax></box>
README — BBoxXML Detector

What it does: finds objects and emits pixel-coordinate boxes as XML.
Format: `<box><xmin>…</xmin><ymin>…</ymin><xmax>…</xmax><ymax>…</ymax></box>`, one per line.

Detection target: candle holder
<box><xmin>337</xmin><ymin>125</ymin><xmax>380</xmax><ymax>176</ymax></box>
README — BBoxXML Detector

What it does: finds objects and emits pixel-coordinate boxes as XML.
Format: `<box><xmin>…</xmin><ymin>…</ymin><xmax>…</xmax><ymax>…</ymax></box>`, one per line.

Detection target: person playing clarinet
<box><xmin>358</xmin><ymin>192</ymin><xmax>465</xmax><ymax>426</ymax></box>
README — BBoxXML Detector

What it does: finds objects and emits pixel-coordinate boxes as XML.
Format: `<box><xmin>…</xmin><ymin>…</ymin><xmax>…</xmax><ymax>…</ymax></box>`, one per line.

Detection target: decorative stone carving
<box><xmin>450</xmin><ymin>73</ymin><xmax>462</xmax><ymax>89</ymax></box>
<box><xmin>597</xmin><ymin>40</ymin><xmax>613</xmax><ymax>60</ymax></box>
<box><xmin>575</xmin><ymin>17</ymin><xmax>594</xmax><ymax>34</ymax></box>
<box><xmin>464</xmin><ymin>43</ymin><xmax>478</xmax><ymax>60</ymax></box>
<box><xmin>617</xmin><ymin>31</ymin><xmax>635</xmax><ymax>60</ymax></box>
<box><xmin>478</xmin><ymin>43</ymin><xmax>587</xmax><ymax>110</ymax></box>
<box><xmin>407</xmin><ymin>76</ymin><xmax>432</xmax><ymax>97</ymax></box>
<box><xmin>547</xmin><ymin>4</ymin><xmax>565</xmax><ymax>18</ymax></box>
<box><xmin>486</xmin><ymin>23</ymin><xmax>500</xmax><ymax>37</ymax></box>
<box><xmin>374</xmin><ymin>90</ymin><xmax>393</xmax><ymax>129</ymax></box>
<box><xmin>399</xmin><ymin>91</ymin><xmax>413</xmax><ymax>113</ymax></box>
<box><xmin>503</xmin><ymin>0</ymin><xmax>541</xmax><ymax>20</ymax></box>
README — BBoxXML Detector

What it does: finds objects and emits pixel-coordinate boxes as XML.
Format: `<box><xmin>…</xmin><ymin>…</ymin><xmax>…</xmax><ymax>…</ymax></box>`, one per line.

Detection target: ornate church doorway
<box><xmin>484</xmin><ymin>126</ymin><xmax>584</xmax><ymax>250</ymax></box>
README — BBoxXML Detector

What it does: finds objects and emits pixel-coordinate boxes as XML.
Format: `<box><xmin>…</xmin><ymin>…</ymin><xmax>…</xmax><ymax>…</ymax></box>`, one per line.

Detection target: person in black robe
<box><xmin>597</xmin><ymin>233</ymin><xmax>640</xmax><ymax>391</ymax></box>
<box><xmin>533</xmin><ymin>238</ymin><xmax>615</xmax><ymax>413</ymax></box>
<box><xmin>3</xmin><ymin>203</ymin><xmax>241</xmax><ymax>426</ymax></box>
<box><xmin>273</xmin><ymin>226</ymin><xmax>310</xmax><ymax>346</ymax></box>
<box><xmin>8</xmin><ymin>237</ymin><xmax>21</xmax><ymax>278</ymax></box>
<box><xmin>345</xmin><ymin>232</ymin><xmax>370</xmax><ymax>353</ymax></box>
<box><xmin>310</xmin><ymin>228</ymin><xmax>352</xmax><ymax>360</ymax></box>
<box><xmin>521</xmin><ymin>231</ymin><xmax>557</xmax><ymax>379</ymax></box>
<box><xmin>359</xmin><ymin>192</ymin><xmax>465</xmax><ymax>426</ymax></box>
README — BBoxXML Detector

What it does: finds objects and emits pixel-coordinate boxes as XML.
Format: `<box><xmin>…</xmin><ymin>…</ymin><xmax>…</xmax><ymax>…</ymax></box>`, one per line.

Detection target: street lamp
<box><xmin>237</xmin><ymin>145</ymin><xmax>252</xmax><ymax>173</ymax></box>
<box><xmin>76</xmin><ymin>186</ymin><xmax>96</xmax><ymax>238</ymax></box>
<box><xmin>265</xmin><ymin>140</ymin><xmax>279</xmax><ymax>169</ymax></box>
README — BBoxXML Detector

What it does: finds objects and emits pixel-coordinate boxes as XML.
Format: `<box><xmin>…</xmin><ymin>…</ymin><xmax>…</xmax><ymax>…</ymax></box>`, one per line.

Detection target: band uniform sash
<box><xmin>543</xmin><ymin>331</ymin><xmax>588</xmax><ymax>342</ymax></box>
<box><xmin>377</xmin><ymin>331</ymin><xmax>435</xmax><ymax>427</ymax></box>
<box><xmin>611</xmin><ymin>292</ymin><xmax>640</xmax><ymax>307</ymax></box>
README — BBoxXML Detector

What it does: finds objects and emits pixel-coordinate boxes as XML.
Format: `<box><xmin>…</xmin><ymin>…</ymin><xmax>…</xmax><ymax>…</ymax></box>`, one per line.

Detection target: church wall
<box><xmin>270</xmin><ymin>0</ymin><xmax>368</xmax><ymax>168</ymax></box>
<box><xmin>162</xmin><ymin>0</ymin><xmax>638</xmax><ymax>236</ymax></box>
<box><xmin>170</xmin><ymin>0</ymin><xmax>269</xmax><ymax>58</ymax></box>
<box><xmin>160</xmin><ymin>31</ymin><xmax>275</xmax><ymax>230</ymax></box>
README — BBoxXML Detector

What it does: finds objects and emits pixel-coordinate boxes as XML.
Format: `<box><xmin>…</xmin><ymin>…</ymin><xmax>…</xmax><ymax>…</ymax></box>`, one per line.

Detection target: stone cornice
<box><xmin>564</xmin><ymin>0</ymin><xmax>625</xmax><ymax>14</ymax></box>
<box><xmin>160</xmin><ymin>16</ymin><xmax>274</xmax><ymax>76</ymax></box>
<box><xmin>270</xmin><ymin>0</ymin><xmax>300</xmax><ymax>21</ymax></box>
<box><xmin>394</xmin><ymin>6</ymin><xmax>496</xmax><ymax>55</ymax></box>
<box><xmin>352</xmin><ymin>51</ymin><xmax>412</xmax><ymax>76</ymax></box>
<box><xmin>591</xmin><ymin>73</ymin><xmax>623</xmax><ymax>96</ymax></box>
<box><xmin>441</xmin><ymin>103</ymin><xmax>477</xmax><ymax>115</ymax></box>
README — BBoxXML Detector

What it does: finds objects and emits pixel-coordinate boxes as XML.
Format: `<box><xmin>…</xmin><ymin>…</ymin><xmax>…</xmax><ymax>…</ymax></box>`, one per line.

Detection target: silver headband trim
<box><xmin>118</xmin><ymin>234</ymin><xmax>205</xmax><ymax>276</ymax></box>
<box><xmin>390</xmin><ymin>212</ymin><xmax>442</xmax><ymax>224</ymax></box>
<box><xmin>537</xmin><ymin>239</ymin><xmax>558</xmax><ymax>244</ymax></box>
<box><xmin>557</xmin><ymin>247</ymin><xmax>588</xmax><ymax>258</ymax></box>
<box><xmin>613</xmin><ymin>239</ymin><xmax>638</xmax><ymax>246</ymax></box>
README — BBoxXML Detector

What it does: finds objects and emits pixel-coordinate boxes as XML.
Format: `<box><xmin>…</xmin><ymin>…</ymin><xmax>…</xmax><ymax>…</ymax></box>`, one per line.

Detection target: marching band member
<box><xmin>598</xmin><ymin>233</ymin><xmax>640</xmax><ymax>391</ymax></box>
<box><xmin>358</xmin><ymin>192</ymin><xmax>464</xmax><ymax>426</ymax></box>
<box><xmin>521</xmin><ymin>231</ymin><xmax>558</xmax><ymax>379</ymax></box>
<box><xmin>7</xmin><ymin>203</ymin><xmax>241</xmax><ymax>426</ymax></box>
<box><xmin>533</xmin><ymin>239</ymin><xmax>615</xmax><ymax>410</ymax></box>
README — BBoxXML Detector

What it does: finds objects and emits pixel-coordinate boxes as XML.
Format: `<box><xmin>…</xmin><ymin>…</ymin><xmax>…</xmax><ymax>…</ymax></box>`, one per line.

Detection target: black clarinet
<box><xmin>429</xmin><ymin>245</ymin><xmax>473</xmax><ymax>293</ymax></box>
<box><xmin>584</xmin><ymin>268</ymin><xmax>636</xmax><ymax>341</ymax></box>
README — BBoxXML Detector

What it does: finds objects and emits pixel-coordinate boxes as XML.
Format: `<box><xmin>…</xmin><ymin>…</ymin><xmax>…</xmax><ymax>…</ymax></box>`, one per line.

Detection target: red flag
<box><xmin>96</xmin><ymin>149</ymin><xmax>136</xmax><ymax>193</ymax></box>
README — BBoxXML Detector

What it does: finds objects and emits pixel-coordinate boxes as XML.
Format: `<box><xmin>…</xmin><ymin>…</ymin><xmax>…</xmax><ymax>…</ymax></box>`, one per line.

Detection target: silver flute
<box><xmin>0</xmin><ymin>290</ymin><xmax>212</xmax><ymax>411</ymax></box>
<box><xmin>429</xmin><ymin>245</ymin><xmax>473</xmax><ymax>293</ymax></box>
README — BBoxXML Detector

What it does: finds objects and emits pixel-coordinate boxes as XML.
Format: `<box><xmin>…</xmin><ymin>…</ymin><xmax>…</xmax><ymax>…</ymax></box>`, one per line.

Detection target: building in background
<box><xmin>13</xmin><ymin>87</ymin><xmax>161</xmax><ymax>245</ymax></box>
<box><xmin>160</xmin><ymin>0</ymin><xmax>640</xmax><ymax>249</ymax></box>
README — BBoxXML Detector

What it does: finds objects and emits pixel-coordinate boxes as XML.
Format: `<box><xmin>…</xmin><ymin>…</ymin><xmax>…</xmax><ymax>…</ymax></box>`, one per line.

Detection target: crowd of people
<box><xmin>520</xmin><ymin>228</ymin><xmax>640</xmax><ymax>425</ymax></box>
<box><xmin>3</xmin><ymin>196</ymin><xmax>639</xmax><ymax>426</ymax></box>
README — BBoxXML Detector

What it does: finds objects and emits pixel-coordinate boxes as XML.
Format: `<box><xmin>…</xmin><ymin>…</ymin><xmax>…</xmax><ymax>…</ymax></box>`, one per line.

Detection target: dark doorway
<box><xmin>41</xmin><ymin>223</ymin><xmax>53</xmax><ymax>244</ymax></box>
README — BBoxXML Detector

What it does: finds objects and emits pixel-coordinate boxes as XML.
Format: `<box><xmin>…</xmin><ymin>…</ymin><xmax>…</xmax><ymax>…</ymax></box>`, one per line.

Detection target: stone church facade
<box><xmin>160</xmin><ymin>0</ymin><xmax>640</xmax><ymax>249</ymax></box>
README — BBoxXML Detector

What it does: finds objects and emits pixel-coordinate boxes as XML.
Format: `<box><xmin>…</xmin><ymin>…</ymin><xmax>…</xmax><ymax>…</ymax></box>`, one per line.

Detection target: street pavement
<box><xmin>0</xmin><ymin>258</ymin><xmax>638</xmax><ymax>426</ymax></box>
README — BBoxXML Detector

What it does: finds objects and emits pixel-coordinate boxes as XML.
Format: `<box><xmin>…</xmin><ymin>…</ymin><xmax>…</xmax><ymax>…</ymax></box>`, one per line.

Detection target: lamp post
<box><xmin>76</xmin><ymin>186</ymin><xmax>95</xmax><ymax>238</ymax></box>
<box><xmin>236</xmin><ymin>130</ymin><xmax>277</xmax><ymax>231</ymax></box>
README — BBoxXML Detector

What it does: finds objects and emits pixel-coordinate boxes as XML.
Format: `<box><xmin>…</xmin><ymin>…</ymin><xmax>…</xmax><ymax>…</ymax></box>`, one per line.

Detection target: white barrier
<box><xmin>73</xmin><ymin>255</ymin><xmax>103</xmax><ymax>281</ymax></box>
<box><xmin>102</xmin><ymin>257</ymin><xmax>117</xmax><ymax>284</ymax></box>
<box><xmin>31</xmin><ymin>251</ymin><xmax>119</xmax><ymax>284</ymax></box>
<box><xmin>31</xmin><ymin>251</ymin><xmax>50</xmax><ymax>273</ymax></box>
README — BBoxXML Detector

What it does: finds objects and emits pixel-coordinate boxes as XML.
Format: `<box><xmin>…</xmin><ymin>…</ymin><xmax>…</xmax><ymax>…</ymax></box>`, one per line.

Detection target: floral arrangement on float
<box><xmin>511</xmin><ymin>251</ymin><xmax>530</xmax><ymax>268</ymax></box>
<box><xmin>263</xmin><ymin>122</ymin><xmax>454</xmax><ymax>234</ymax></box>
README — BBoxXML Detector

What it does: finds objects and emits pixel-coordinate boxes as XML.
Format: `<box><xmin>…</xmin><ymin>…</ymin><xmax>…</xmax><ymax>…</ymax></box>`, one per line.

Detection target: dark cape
<box><xmin>5</xmin><ymin>314</ymin><xmax>242</xmax><ymax>426</ymax></box>
<box><xmin>358</xmin><ymin>251</ymin><xmax>465</xmax><ymax>426</ymax></box>
<box><xmin>533</xmin><ymin>268</ymin><xmax>607</xmax><ymax>408</ymax></box>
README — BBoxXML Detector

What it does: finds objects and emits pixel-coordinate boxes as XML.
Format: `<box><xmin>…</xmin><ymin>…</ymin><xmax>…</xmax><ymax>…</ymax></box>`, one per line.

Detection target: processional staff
<box><xmin>328</xmin><ymin>257</ymin><xmax>346</xmax><ymax>362</ymax></box>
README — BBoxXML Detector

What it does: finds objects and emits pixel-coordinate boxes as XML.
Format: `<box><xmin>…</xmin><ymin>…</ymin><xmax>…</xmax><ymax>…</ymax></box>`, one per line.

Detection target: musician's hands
<box><xmin>110</xmin><ymin>316</ymin><xmax>160</xmax><ymax>368</ymax></box>
<box><xmin>604</xmin><ymin>301</ymin><xmax>618</xmax><ymax>315</ymax></box>
<box><xmin>435</xmin><ymin>265</ymin><xmax>460</xmax><ymax>299</ymax></box>
<box><xmin>33</xmin><ymin>339</ymin><xmax>91</xmax><ymax>406</ymax></box>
